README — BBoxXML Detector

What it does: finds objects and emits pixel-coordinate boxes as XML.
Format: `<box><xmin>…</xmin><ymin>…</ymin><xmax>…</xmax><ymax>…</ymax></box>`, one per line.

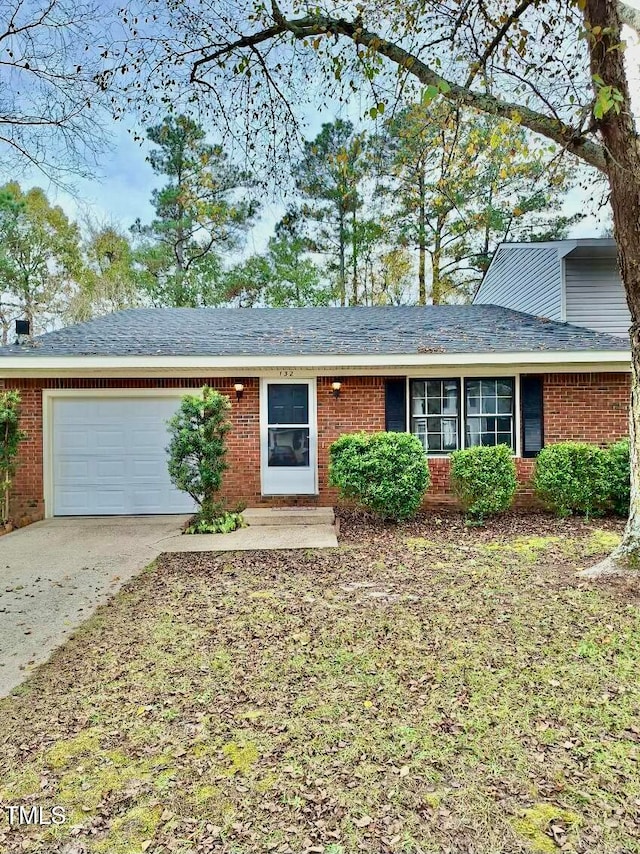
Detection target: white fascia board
<box><xmin>0</xmin><ymin>350</ymin><xmax>631</xmax><ymax>378</ymax></box>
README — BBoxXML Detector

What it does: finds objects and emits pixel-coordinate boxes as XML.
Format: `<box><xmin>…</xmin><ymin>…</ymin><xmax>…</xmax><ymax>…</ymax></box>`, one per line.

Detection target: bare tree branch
<box><xmin>0</xmin><ymin>0</ymin><xmax>118</xmax><ymax>185</ymax></box>
<box><xmin>464</xmin><ymin>0</ymin><xmax>537</xmax><ymax>88</ymax></box>
<box><xmin>188</xmin><ymin>10</ymin><xmax>607</xmax><ymax>172</ymax></box>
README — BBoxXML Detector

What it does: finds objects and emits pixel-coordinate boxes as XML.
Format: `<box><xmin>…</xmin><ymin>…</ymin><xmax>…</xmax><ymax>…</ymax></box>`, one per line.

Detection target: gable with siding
<box><xmin>473</xmin><ymin>246</ymin><xmax>562</xmax><ymax>320</ymax></box>
<box><xmin>564</xmin><ymin>254</ymin><xmax>630</xmax><ymax>337</ymax></box>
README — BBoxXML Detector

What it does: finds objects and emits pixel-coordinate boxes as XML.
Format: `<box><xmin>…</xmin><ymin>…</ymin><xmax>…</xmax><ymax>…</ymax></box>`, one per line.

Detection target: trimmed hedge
<box><xmin>533</xmin><ymin>442</ymin><xmax>609</xmax><ymax>517</ymax></box>
<box><xmin>604</xmin><ymin>438</ymin><xmax>630</xmax><ymax>517</ymax></box>
<box><xmin>449</xmin><ymin>444</ymin><xmax>517</xmax><ymax>521</ymax></box>
<box><xmin>329</xmin><ymin>431</ymin><xmax>430</xmax><ymax>521</ymax></box>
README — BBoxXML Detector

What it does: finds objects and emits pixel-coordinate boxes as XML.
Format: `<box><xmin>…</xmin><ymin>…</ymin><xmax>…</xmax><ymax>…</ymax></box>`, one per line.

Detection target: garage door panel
<box><xmin>95</xmin><ymin>429</ymin><xmax>127</xmax><ymax>450</ymax></box>
<box><xmin>129</xmin><ymin>429</ymin><xmax>165</xmax><ymax>451</ymax></box>
<box><xmin>130</xmin><ymin>459</ymin><xmax>164</xmax><ymax>478</ymax></box>
<box><xmin>55</xmin><ymin>489</ymin><xmax>89</xmax><ymax>515</ymax></box>
<box><xmin>52</xmin><ymin>397</ymin><xmax>197</xmax><ymax>516</ymax></box>
<box><xmin>55</xmin><ymin>459</ymin><xmax>90</xmax><ymax>481</ymax></box>
<box><xmin>57</xmin><ymin>429</ymin><xmax>90</xmax><ymax>451</ymax></box>
<box><xmin>92</xmin><ymin>491</ymin><xmax>130</xmax><ymax>514</ymax></box>
<box><xmin>95</xmin><ymin>459</ymin><xmax>127</xmax><ymax>479</ymax></box>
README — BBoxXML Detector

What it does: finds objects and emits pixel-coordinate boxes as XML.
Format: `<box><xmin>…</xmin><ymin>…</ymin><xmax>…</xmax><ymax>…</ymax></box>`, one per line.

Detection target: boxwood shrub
<box><xmin>533</xmin><ymin>441</ymin><xmax>608</xmax><ymax>517</ymax></box>
<box><xmin>328</xmin><ymin>431</ymin><xmax>430</xmax><ymax>521</ymax></box>
<box><xmin>604</xmin><ymin>438</ymin><xmax>630</xmax><ymax>517</ymax></box>
<box><xmin>449</xmin><ymin>444</ymin><xmax>517</xmax><ymax>521</ymax></box>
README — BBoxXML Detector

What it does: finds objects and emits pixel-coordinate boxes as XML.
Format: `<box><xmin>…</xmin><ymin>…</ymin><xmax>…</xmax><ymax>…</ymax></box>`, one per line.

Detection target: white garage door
<box><xmin>52</xmin><ymin>397</ymin><xmax>197</xmax><ymax>516</ymax></box>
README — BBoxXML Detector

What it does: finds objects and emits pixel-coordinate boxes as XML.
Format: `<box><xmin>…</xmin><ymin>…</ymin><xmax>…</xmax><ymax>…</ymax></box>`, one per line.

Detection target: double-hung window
<box><xmin>464</xmin><ymin>378</ymin><xmax>514</xmax><ymax>449</ymax></box>
<box><xmin>409</xmin><ymin>377</ymin><xmax>515</xmax><ymax>454</ymax></box>
<box><xmin>410</xmin><ymin>379</ymin><xmax>460</xmax><ymax>453</ymax></box>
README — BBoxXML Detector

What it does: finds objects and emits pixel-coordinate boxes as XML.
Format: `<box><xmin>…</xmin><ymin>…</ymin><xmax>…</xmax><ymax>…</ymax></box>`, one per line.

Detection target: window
<box><xmin>410</xmin><ymin>379</ymin><xmax>460</xmax><ymax>453</ymax></box>
<box><xmin>267</xmin><ymin>384</ymin><xmax>310</xmax><ymax>467</ymax></box>
<box><xmin>464</xmin><ymin>378</ymin><xmax>514</xmax><ymax>450</ymax></box>
<box><xmin>409</xmin><ymin>377</ymin><xmax>516</xmax><ymax>454</ymax></box>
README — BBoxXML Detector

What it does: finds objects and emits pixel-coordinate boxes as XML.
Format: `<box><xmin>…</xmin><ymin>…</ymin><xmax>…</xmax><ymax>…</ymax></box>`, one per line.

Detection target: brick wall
<box><xmin>543</xmin><ymin>372</ymin><xmax>629</xmax><ymax>445</ymax></box>
<box><xmin>3</xmin><ymin>371</ymin><xmax>631</xmax><ymax>525</ymax></box>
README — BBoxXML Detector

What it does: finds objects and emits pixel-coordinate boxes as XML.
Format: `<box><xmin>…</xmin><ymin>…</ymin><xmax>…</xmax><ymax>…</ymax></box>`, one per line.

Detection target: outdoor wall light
<box><xmin>332</xmin><ymin>380</ymin><xmax>342</xmax><ymax>398</ymax></box>
<box><xmin>234</xmin><ymin>382</ymin><xmax>244</xmax><ymax>401</ymax></box>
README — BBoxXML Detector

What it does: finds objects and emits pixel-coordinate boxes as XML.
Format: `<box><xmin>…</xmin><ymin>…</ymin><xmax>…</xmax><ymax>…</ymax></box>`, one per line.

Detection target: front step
<box><xmin>243</xmin><ymin>507</ymin><xmax>335</xmax><ymax>527</ymax></box>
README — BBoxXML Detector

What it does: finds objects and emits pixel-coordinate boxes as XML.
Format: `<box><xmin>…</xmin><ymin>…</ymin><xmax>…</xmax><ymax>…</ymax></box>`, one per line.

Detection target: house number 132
<box><xmin>279</xmin><ymin>370</ymin><xmax>294</xmax><ymax>377</ymax></box>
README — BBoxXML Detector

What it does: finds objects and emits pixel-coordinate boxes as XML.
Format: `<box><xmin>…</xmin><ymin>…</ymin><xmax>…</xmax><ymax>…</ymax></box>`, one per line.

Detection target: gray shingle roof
<box><xmin>0</xmin><ymin>305</ymin><xmax>629</xmax><ymax>358</ymax></box>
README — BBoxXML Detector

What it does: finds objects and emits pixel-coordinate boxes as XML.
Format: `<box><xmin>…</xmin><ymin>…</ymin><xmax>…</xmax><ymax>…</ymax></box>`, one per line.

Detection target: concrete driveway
<box><xmin>0</xmin><ymin>516</ymin><xmax>187</xmax><ymax>697</ymax></box>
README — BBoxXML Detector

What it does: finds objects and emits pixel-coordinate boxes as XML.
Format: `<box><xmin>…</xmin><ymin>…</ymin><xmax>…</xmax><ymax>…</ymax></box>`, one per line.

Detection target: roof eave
<box><xmin>0</xmin><ymin>350</ymin><xmax>630</xmax><ymax>378</ymax></box>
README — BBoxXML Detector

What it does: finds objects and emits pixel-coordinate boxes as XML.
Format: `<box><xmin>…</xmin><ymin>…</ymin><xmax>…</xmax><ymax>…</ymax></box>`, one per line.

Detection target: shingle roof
<box><xmin>0</xmin><ymin>305</ymin><xmax>629</xmax><ymax>358</ymax></box>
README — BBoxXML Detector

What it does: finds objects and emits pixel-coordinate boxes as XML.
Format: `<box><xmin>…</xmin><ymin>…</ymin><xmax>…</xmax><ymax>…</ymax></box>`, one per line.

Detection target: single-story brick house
<box><xmin>0</xmin><ymin>302</ymin><xmax>631</xmax><ymax>525</ymax></box>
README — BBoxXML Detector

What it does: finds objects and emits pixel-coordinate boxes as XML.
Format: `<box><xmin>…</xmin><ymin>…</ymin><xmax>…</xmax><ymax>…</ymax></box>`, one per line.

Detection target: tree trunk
<box><xmin>431</xmin><ymin>217</ymin><xmax>444</xmax><ymax>305</ymax></box>
<box><xmin>338</xmin><ymin>208</ymin><xmax>346</xmax><ymax>307</ymax></box>
<box><xmin>418</xmin><ymin>164</ymin><xmax>427</xmax><ymax>306</ymax></box>
<box><xmin>582</xmin><ymin>0</ymin><xmax>640</xmax><ymax>575</ymax></box>
<box><xmin>351</xmin><ymin>206</ymin><xmax>358</xmax><ymax>305</ymax></box>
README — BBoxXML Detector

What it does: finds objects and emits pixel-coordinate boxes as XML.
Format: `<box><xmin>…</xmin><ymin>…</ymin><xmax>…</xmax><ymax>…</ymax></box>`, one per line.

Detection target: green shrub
<box><xmin>533</xmin><ymin>442</ymin><xmax>608</xmax><ymax>518</ymax></box>
<box><xmin>604</xmin><ymin>438</ymin><xmax>630</xmax><ymax>517</ymax></box>
<box><xmin>0</xmin><ymin>390</ymin><xmax>25</xmax><ymax>524</ymax></box>
<box><xmin>185</xmin><ymin>511</ymin><xmax>245</xmax><ymax>535</ymax></box>
<box><xmin>166</xmin><ymin>386</ymin><xmax>231</xmax><ymax>523</ymax></box>
<box><xmin>329</xmin><ymin>431</ymin><xmax>430</xmax><ymax>521</ymax></box>
<box><xmin>449</xmin><ymin>444</ymin><xmax>517</xmax><ymax>521</ymax></box>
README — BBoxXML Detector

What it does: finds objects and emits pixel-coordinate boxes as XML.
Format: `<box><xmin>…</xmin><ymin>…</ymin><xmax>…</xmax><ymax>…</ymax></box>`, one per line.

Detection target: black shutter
<box><xmin>385</xmin><ymin>378</ymin><xmax>407</xmax><ymax>432</ymax></box>
<box><xmin>521</xmin><ymin>376</ymin><xmax>544</xmax><ymax>457</ymax></box>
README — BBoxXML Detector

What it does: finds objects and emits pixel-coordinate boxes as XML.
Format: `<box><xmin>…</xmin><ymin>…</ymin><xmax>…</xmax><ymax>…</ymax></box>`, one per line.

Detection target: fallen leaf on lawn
<box><xmin>354</xmin><ymin>815</ymin><xmax>372</xmax><ymax>828</ymax></box>
<box><xmin>399</xmin><ymin>765</ymin><xmax>410</xmax><ymax>777</ymax></box>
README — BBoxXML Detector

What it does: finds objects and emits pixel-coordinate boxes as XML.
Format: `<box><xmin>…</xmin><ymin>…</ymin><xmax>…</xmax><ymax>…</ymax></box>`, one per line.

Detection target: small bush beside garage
<box><xmin>167</xmin><ymin>386</ymin><xmax>244</xmax><ymax>533</ymax></box>
<box><xmin>329</xmin><ymin>431</ymin><xmax>430</xmax><ymax>521</ymax></box>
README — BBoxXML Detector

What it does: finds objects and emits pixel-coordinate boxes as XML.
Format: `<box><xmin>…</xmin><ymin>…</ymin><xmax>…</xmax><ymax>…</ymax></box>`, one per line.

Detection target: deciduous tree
<box><xmin>69</xmin><ymin>223</ymin><xmax>141</xmax><ymax>321</ymax></box>
<box><xmin>1</xmin><ymin>0</ymin><xmax>118</xmax><ymax>183</ymax></box>
<box><xmin>0</xmin><ymin>183</ymin><xmax>81</xmax><ymax>339</ymax></box>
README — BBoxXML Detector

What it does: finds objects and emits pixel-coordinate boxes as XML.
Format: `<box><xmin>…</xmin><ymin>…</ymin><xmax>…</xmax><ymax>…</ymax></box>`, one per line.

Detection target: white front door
<box><xmin>260</xmin><ymin>379</ymin><xmax>317</xmax><ymax>495</ymax></box>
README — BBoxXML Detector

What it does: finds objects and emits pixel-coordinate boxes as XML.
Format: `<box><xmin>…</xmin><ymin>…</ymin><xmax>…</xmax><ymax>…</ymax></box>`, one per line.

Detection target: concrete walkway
<box><xmin>161</xmin><ymin>523</ymin><xmax>338</xmax><ymax>552</ymax></box>
<box><xmin>0</xmin><ymin>516</ymin><xmax>187</xmax><ymax>697</ymax></box>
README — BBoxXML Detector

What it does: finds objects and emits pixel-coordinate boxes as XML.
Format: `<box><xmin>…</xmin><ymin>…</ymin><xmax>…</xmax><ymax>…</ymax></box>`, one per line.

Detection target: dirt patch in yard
<box><xmin>1</xmin><ymin>512</ymin><xmax>639</xmax><ymax>854</ymax></box>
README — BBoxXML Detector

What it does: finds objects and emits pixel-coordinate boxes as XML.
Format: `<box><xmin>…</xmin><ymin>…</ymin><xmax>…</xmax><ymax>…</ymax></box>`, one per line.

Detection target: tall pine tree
<box><xmin>132</xmin><ymin>115</ymin><xmax>258</xmax><ymax>307</ymax></box>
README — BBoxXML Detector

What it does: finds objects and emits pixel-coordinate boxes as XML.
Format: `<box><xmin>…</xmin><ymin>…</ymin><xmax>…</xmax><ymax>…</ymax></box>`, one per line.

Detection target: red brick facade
<box><xmin>3</xmin><ymin>371</ymin><xmax>631</xmax><ymax>526</ymax></box>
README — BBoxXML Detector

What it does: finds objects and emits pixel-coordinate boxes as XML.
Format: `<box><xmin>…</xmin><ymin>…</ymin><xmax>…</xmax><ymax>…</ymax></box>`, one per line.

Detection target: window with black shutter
<box><xmin>385</xmin><ymin>378</ymin><xmax>407</xmax><ymax>432</ymax></box>
<box><xmin>521</xmin><ymin>375</ymin><xmax>544</xmax><ymax>457</ymax></box>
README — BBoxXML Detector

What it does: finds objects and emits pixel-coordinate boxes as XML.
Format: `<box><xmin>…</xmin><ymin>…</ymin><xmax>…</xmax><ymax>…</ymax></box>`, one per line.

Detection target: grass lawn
<box><xmin>1</xmin><ymin>512</ymin><xmax>640</xmax><ymax>854</ymax></box>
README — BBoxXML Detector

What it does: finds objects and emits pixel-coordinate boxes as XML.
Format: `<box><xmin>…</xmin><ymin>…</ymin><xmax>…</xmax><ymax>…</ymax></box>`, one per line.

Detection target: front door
<box><xmin>260</xmin><ymin>379</ymin><xmax>317</xmax><ymax>495</ymax></box>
